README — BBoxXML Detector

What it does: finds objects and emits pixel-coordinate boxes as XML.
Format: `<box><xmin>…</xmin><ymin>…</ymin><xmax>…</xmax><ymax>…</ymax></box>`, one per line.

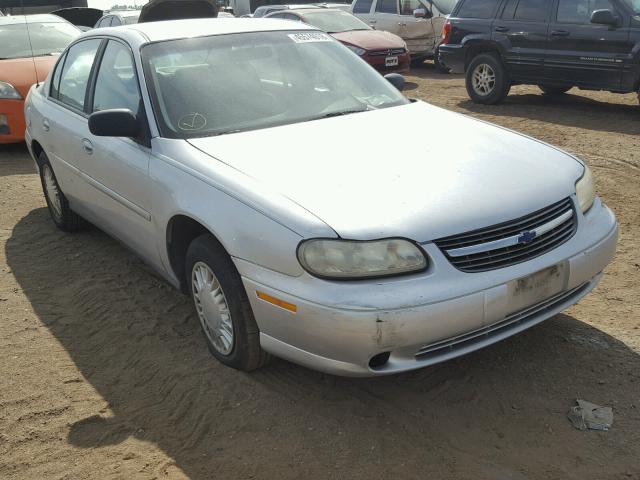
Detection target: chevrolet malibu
<box><xmin>25</xmin><ymin>19</ymin><xmax>618</xmax><ymax>376</ymax></box>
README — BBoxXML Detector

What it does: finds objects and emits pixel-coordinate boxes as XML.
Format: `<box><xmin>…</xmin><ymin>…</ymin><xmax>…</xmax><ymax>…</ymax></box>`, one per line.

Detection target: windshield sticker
<box><xmin>178</xmin><ymin>112</ymin><xmax>207</xmax><ymax>131</ymax></box>
<box><xmin>288</xmin><ymin>32</ymin><xmax>332</xmax><ymax>43</ymax></box>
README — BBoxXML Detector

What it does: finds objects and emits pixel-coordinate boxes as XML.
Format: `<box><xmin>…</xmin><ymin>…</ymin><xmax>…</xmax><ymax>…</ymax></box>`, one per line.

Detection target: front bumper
<box><xmin>366</xmin><ymin>53</ymin><xmax>410</xmax><ymax>74</ymax></box>
<box><xmin>237</xmin><ymin>198</ymin><xmax>617</xmax><ymax>376</ymax></box>
<box><xmin>0</xmin><ymin>99</ymin><xmax>26</xmax><ymax>144</ymax></box>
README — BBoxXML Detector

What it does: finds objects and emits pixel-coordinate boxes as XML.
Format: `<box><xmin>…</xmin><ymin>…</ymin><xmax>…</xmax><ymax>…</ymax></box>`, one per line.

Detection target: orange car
<box><xmin>0</xmin><ymin>14</ymin><xmax>80</xmax><ymax>144</ymax></box>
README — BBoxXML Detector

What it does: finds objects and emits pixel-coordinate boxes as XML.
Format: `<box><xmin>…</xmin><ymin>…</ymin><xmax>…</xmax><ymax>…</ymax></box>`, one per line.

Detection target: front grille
<box><xmin>368</xmin><ymin>48</ymin><xmax>406</xmax><ymax>56</ymax></box>
<box><xmin>435</xmin><ymin>198</ymin><xmax>577</xmax><ymax>273</ymax></box>
<box><xmin>415</xmin><ymin>280</ymin><xmax>590</xmax><ymax>360</ymax></box>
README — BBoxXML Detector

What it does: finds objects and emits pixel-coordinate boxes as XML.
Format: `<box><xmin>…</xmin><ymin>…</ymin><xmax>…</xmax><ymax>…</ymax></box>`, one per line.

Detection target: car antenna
<box><xmin>21</xmin><ymin>0</ymin><xmax>41</xmax><ymax>87</ymax></box>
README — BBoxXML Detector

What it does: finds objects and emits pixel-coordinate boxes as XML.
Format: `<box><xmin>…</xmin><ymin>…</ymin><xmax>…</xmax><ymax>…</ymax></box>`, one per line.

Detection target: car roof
<box><xmin>85</xmin><ymin>17</ymin><xmax>316</xmax><ymax>44</ymax></box>
<box><xmin>281</xmin><ymin>7</ymin><xmax>342</xmax><ymax>13</ymax></box>
<box><xmin>111</xmin><ymin>10</ymin><xmax>141</xmax><ymax>17</ymax></box>
<box><xmin>0</xmin><ymin>14</ymin><xmax>71</xmax><ymax>25</ymax></box>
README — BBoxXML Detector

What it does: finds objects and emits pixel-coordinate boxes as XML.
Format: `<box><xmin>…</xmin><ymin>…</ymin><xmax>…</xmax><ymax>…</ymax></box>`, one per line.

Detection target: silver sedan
<box><xmin>24</xmin><ymin>18</ymin><xmax>618</xmax><ymax>376</ymax></box>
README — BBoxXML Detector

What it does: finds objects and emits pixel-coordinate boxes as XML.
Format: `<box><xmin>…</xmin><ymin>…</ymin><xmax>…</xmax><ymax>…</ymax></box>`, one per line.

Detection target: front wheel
<box><xmin>465</xmin><ymin>53</ymin><xmax>510</xmax><ymax>105</ymax></box>
<box><xmin>186</xmin><ymin>234</ymin><xmax>271</xmax><ymax>372</ymax></box>
<box><xmin>539</xmin><ymin>85</ymin><xmax>572</xmax><ymax>95</ymax></box>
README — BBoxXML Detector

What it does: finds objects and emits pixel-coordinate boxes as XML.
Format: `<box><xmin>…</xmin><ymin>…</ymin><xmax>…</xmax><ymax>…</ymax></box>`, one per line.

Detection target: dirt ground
<box><xmin>1</xmin><ymin>66</ymin><xmax>639</xmax><ymax>480</ymax></box>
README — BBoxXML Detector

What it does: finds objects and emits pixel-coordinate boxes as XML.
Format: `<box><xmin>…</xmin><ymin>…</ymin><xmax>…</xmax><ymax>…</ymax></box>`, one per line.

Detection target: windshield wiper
<box><xmin>306</xmin><ymin>108</ymin><xmax>371</xmax><ymax>122</ymax></box>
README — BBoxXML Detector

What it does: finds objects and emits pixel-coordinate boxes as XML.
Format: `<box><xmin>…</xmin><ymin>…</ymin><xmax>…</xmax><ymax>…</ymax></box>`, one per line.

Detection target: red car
<box><xmin>266</xmin><ymin>8</ymin><xmax>410</xmax><ymax>74</ymax></box>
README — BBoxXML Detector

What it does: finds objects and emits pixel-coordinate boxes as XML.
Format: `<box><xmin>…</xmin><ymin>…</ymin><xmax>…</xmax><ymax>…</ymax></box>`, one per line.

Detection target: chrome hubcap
<box><xmin>191</xmin><ymin>262</ymin><xmax>234</xmax><ymax>355</ymax></box>
<box><xmin>43</xmin><ymin>165</ymin><xmax>63</xmax><ymax>220</ymax></box>
<box><xmin>472</xmin><ymin>64</ymin><xmax>496</xmax><ymax>96</ymax></box>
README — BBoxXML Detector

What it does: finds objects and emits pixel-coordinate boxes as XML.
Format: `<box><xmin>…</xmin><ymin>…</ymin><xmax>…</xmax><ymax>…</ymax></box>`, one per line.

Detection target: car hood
<box><xmin>187</xmin><ymin>101</ymin><xmax>583</xmax><ymax>241</ymax></box>
<box><xmin>331</xmin><ymin>29</ymin><xmax>405</xmax><ymax>50</ymax></box>
<box><xmin>0</xmin><ymin>56</ymin><xmax>57</xmax><ymax>97</ymax></box>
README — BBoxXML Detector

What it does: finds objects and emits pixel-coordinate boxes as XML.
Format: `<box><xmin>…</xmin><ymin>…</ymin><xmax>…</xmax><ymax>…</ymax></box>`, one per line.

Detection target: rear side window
<box><xmin>457</xmin><ymin>0</ymin><xmax>500</xmax><ymax>18</ymax></box>
<box><xmin>111</xmin><ymin>16</ymin><xmax>123</xmax><ymax>26</ymax></box>
<box><xmin>49</xmin><ymin>51</ymin><xmax>67</xmax><ymax>99</ymax></box>
<box><xmin>376</xmin><ymin>0</ymin><xmax>398</xmax><ymax>13</ymax></box>
<box><xmin>502</xmin><ymin>0</ymin><xmax>550</xmax><ymax>20</ymax></box>
<box><xmin>353</xmin><ymin>0</ymin><xmax>374</xmax><ymax>13</ymax></box>
<box><xmin>56</xmin><ymin>39</ymin><xmax>102</xmax><ymax>112</ymax></box>
<box><xmin>556</xmin><ymin>0</ymin><xmax>613</xmax><ymax>23</ymax></box>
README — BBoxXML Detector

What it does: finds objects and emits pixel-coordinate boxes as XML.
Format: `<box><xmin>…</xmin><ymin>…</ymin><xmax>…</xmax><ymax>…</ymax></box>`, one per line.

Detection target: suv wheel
<box><xmin>539</xmin><ymin>85</ymin><xmax>572</xmax><ymax>95</ymax></box>
<box><xmin>185</xmin><ymin>233</ymin><xmax>271</xmax><ymax>372</ymax></box>
<box><xmin>466</xmin><ymin>53</ymin><xmax>510</xmax><ymax>105</ymax></box>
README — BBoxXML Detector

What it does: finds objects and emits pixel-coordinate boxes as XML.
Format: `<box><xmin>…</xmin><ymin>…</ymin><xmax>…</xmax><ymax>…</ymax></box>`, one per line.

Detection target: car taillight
<box><xmin>441</xmin><ymin>21</ymin><xmax>451</xmax><ymax>45</ymax></box>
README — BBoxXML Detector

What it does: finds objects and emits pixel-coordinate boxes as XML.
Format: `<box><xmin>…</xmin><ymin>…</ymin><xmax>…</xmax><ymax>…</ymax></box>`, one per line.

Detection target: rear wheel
<box><xmin>465</xmin><ymin>53</ymin><xmax>510</xmax><ymax>104</ymax></box>
<box><xmin>39</xmin><ymin>152</ymin><xmax>84</xmax><ymax>232</ymax></box>
<box><xmin>186</xmin><ymin>234</ymin><xmax>271</xmax><ymax>372</ymax></box>
<box><xmin>539</xmin><ymin>85</ymin><xmax>572</xmax><ymax>95</ymax></box>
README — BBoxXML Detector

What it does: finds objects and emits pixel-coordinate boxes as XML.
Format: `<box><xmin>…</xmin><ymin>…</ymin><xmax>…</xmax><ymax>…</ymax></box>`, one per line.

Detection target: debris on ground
<box><xmin>568</xmin><ymin>399</ymin><xmax>614</xmax><ymax>431</ymax></box>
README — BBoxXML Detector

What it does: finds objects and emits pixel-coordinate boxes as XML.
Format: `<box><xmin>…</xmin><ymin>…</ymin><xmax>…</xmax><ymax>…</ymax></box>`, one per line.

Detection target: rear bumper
<box><xmin>438</xmin><ymin>44</ymin><xmax>466</xmax><ymax>74</ymax></box>
<box><xmin>237</xmin><ymin>199</ymin><xmax>618</xmax><ymax>376</ymax></box>
<box><xmin>0</xmin><ymin>99</ymin><xmax>26</xmax><ymax>144</ymax></box>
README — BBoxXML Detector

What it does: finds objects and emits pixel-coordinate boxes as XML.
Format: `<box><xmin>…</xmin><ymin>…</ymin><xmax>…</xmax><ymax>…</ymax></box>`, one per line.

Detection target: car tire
<box><xmin>38</xmin><ymin>152</ymin><xmax>84</xmax><ymax>232</ymax></box>
<box><xmin>466</xmin><ymin>53</ymin><xmax>510</xmax><ymax>105</ymax></box>
<box><xmin>185</xmin><ymin>233</ymin><xmax>271</xmax><ymax>372</ymax></box>
<box><xmin>539</xmin><ymin>85</ymin><xmax>572</xmax><ymax>95</ymax></box>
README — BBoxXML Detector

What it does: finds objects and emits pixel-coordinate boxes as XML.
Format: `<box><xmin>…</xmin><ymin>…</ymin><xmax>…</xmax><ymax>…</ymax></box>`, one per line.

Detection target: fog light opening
<box><xmin>369</xmin><ymin>352</ymin><xmax>391</xmax><ymax>369</ymax></box>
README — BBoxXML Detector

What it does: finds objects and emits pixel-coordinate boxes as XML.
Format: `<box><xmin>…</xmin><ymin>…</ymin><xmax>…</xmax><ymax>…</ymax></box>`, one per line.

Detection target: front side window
<box><xmin>400</xmin><ymin>0</ymin><xmax>428</xmax><ymax>15</ymax></box>
<box><xmin>514</xmin><ymin>0</ymin><xmax>550</xmax><ymax>21</ymax></box>
<box><xmin>142</xmin><ymin>31</ymin><xmax>408</xmax><ymax>139</ymax></box>
<box><xmin>376</xmin><ymin>0</ymin><xmax>399</xmax><ymax>14</ymax></box>
<box><xmin>56</xmin><ymin>39</ymin><xmax>101</xmax><ymax>112</ymax></box>
<box><xmin>622</xmin><ymin>0</ymin><xmax>640</xmax><ymax>14</ymax></box>
<box><xmin>111</xmin><ymin>16</ymin><xmax>123</xmax><ymax>26</ymax></box>
<box><xmin>0</xmin><ymin>21</ymin><xmax>80</xmax><ymax>60</ymax></box>
<box><xmin>353</xmin><ymin>0</ymin><xmax>374</xmax><ymax>13</ymax></box>
<box><xmin>92</xmin><ymin>41</ymin><xmax>141</xmax><ymax>113</ymax></box>
<box><xmin>557</xmin><ymin>0</ymin><xmax>614</xmax><ymax>23</ymax></box>
<box><xmin>457</xmin><ymin>0</ymin><xmax>500</xmax><ymax>18</ymax></box>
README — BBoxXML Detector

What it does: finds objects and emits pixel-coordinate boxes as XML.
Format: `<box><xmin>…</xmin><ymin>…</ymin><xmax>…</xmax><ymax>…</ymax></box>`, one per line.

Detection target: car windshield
<box><xmin>0</xmin><ymin>22</ymin><xmax>80</xmax><ymax>60</ymax></box>
<box><xmin>432</xmin><ymin>0</ymin><xmax>457</xmax><ymax>14</ymax></box>
<box><xmin>623</xmin><ymin>0</ymin><xmax>640</xmax><ymax>14</ymax></box>
<box><xmin>142</xmin><ymin>30</ymin><xmax>408</xmax><ymax>139</ymax></box>
<box><xmin>302</xmin><ymin>10</ymin><xmax>370</xmax><ymax>32</ymax></box>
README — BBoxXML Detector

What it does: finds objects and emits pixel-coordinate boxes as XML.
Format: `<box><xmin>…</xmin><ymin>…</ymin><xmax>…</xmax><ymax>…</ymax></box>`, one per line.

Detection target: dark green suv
<box><xmin>438</xmin><ymin>0</ymin><xmax>640</xmax><ymax>104</ymax></box>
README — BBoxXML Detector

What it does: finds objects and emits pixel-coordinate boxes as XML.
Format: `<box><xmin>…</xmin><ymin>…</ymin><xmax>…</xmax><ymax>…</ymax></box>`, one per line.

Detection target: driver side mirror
<box><xmin>88</xmin><ymin>109</ymin><xmax>141</xmax><ymax>138</ymax></box>
<box><xmin>413</xmin><ymin>7</ymin><xmax>430</xmax><ymax>18</ymax></box>
<box><xmin>384</xmin><ymin>73</ymin><xmax>405</xmax><ymax>91</ymax></box>
<box><xmin>590</xmin><ymin>9</ymin><xmax>618</xmax><ymax>26</ymax></box>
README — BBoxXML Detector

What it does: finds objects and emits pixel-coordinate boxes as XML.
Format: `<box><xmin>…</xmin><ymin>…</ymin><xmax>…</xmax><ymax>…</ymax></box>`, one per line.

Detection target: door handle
<box><xmin>494</xmin><ymin>26</ymin><xmax>509</xmax><ymax>32</ymax></box>
<box><xmin>42</xmin><ymin>118</ymin><xmax>50</xmax><ymax>132</ymax></box>
<box><xmin>370</xmin><ymin>19</ymin><xmax>377</xmax><ymax>24</ymax></box>
<box><xmin>551</xmin><ymin>30</ymin><xmax>570</xmax><ymax>36</ymax></box>
<box><xmin>398</xmin><ymin>22</ymin><xmax>407</xmax><ymax>26</ymax></box>
<box><xmin>82</xmin><ymin>138</ymin><xmax>93</xmax><ymax>155</ymax></box>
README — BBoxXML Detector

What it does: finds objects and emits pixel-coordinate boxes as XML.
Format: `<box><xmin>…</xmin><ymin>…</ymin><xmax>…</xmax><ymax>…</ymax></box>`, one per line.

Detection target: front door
<box><xmin>492</xmin><ymin>0</ymin><xmax>552</xmax><ymax>81</ymax></box>
<box><xmin>544</xmin><ymin>0</ymin><xmax>630</xmax><ymax>87</ymax></box>
<box><xmin>399</xmin><ymin>0</ymin><xmax>435</xmax><ymax>56</ymax></box>
<box><xmin>84</xmin><ymin>39</ymin><xmax>157</xmax><ymax>264</ymax></box>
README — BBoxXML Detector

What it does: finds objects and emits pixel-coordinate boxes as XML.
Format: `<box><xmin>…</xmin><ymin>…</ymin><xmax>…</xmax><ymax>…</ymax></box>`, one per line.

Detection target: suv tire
<box><xmin>466</xmin><ymin>53</ymin><xmax>510</xmax><ymax>104</ymax></box>
<box><xmin>186</xmin><ymin>233</ymin><xmax>271</xmax><ymax>372</ymax></box>
<box><xmin>539</xmin><ymin>85</ymin><xmax>572</xmax><ymax>95</ymax></box>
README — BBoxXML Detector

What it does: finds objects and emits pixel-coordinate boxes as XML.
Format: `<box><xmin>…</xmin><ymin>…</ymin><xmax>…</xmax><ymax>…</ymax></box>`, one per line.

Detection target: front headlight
<box><xmin>345</xmin><ymin>45</ymin><xmax>366</xmax><ymax>56</ymax></box>
<box><xmin>575</xmin><ymin>164</ymin><xmax>595</xmax><ymax>213</ymax></box>
<box><xmin>0</xmin><ymin>81</ymin><xmax>22</xmax><ymax>100</ymax></box>
<box><xmin>297</xmin><ymin>238</ymin><xmax>427</xmax><ymax>279</ymax></box>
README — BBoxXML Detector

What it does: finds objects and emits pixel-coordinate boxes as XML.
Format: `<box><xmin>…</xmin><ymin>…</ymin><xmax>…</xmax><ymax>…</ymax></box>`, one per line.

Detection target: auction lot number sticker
<box><xmin>288</xmin><ymin>32</ymin><xmax>333</xmax><ymax>43</ymax></box>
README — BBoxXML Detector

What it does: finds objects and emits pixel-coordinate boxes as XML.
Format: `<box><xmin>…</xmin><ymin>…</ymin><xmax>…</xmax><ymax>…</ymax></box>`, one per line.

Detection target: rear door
<box><xmin>544</xmin><ymin>0</ymin><xmax>630</xmax><ymax>87</ymax></box>
<box><xmin>372</xmin><ymin>0</ymin><xmax>402</xmax><ymax>33</ymax></box>
<box><xmin>492</xmin><ymin>0</ymin><xmax>552</xmax><ymax>81</ymax></box>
